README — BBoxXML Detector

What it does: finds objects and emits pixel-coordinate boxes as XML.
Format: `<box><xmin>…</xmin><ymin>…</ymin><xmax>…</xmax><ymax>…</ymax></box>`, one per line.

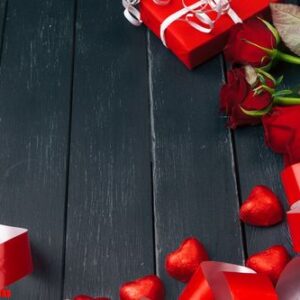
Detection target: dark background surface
<box><xmin>0</xmin><ymin>0</ymin><xmax>298</xmax><ymax>299</ymax></box>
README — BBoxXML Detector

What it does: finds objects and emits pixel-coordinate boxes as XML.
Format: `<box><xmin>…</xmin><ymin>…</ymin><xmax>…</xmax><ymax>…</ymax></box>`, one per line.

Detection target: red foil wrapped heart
<box><xmin>246</xmin><ymin>245</ymin><xmax>291</xmax><ymax>285</ymax></box>
<box><xmin>119</xmin><ymin>275</ymin><xmax>165</xmax><ymax>300</ymax></box>
<box><xmin>165</xmin><ymin>237</ymin><xmax>209</xmax><ymax>282</ymax></box>
<box><xmin>73</xmin><ymin>296</ymin><xmax>110</xmax><ymax>300</ymax></box>
<box><xmin>240</xmin><ymin>185</ymin><xmax>284</xmax><ymax>226</ymax></box>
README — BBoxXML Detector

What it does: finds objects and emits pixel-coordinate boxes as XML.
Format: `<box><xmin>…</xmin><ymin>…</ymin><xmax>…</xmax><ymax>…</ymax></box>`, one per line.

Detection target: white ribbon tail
<box><xmin>160</xmin><ymin>0</ymin><xmax>207</xmax><ymax>47</ymax></box>
<box><xmin>122</xmin><ymin>0</ymin><xmax>143</xmax><ymax>26</ymax></box>
<box><xmin>227</xmin><ymin>7</ymin><xmax>242</xmax><ymax>24</ymax></box>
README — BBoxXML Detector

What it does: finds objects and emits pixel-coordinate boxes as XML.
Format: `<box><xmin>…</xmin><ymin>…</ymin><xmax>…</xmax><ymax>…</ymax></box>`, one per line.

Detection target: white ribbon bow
<box><xmin>122</xmin><ymin>0</ymin><xmax>242</xmax><ymax>47</ymax></box>
<box><xmin>122</xmin><ymin>0</ymin><xmax>143</xmax><ymax>26</ymax></box>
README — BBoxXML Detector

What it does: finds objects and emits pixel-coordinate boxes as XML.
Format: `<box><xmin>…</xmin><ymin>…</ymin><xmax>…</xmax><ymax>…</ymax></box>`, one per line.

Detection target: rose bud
<box><xmin>220</xmin><ymin>65</ymin><xmax>274</xmax><ymax>129</ymax></box>
<box><xmin>262</xmin><ymin>105</ymin><xmax>300</xmax><ymax>166</ymax></box>
<box><xmin>224</xmin><ymin>18</ymin><xmax>279</xmax><ymax>68</ymax></box>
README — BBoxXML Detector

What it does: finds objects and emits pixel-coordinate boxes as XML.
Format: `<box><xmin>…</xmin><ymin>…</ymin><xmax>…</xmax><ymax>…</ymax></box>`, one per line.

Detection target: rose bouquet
<box><xmin>220</xmin><ymin>3</ymin><xmax>300</xmax><ymax>167</ymax></box>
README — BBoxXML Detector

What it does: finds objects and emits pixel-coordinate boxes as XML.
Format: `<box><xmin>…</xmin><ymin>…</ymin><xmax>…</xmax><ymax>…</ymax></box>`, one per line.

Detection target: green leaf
<box><xmin>240</xmin><ymin>105</ymin><xmax>273</xmax><ymax>117</ymax></box>
<box><xmin>272</xmin><ymin>89</ymin><xmax>293</xmax><ymax>98</ymax></box>
<box><xmin>276</xmin><ymin>75</ymin><xmax>284</xmax><ymax>86</ymax></box>
<box><xmin>257</xmin><ymin>73</ymin><xmax>266</xmax><ymax>85</ymax></box>
<box><xmin>258</xmin><ymin>61</ymin><xmax>273</xmax><ymax>72</ymax></box>
<box><xmin>271</xmin><ymin>3</ymin><xmax>300</xmax><ymax>56</ymax></box>
<box><xmin>255</xmin><ymin>69</ymin><xmax>277</xmax><ymax>85</ymax></box>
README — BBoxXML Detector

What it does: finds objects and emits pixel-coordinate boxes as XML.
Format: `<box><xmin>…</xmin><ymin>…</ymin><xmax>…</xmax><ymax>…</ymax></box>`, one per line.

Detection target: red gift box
<box><xmin>281</xmin><ymin>163</ymin><xmax>300</xmax><ymax>253</ymax></box>
<box><xmin>281</xmin><ymin>162</ymin><xmax>300</xmax><ymax>207</ymax></box>
<box><xmin>287</xmin><ymin>208</ymin><xmax>300</xmax><ymax>253</ymax></box>
<box><xmin>136</xmin><ymin>0</ymin><xmax>277</xmax><ymax>69</ymax></box>
<box><xmin>0</xmin><ymin>225</ymin><xmax>33</xmax><ymax>288</ymax></box>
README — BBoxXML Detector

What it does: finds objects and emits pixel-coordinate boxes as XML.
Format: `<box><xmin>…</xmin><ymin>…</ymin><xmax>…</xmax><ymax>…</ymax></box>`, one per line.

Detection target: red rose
<box><xmin>224</xmin><ymin>19</ymin><xmax>277</xmax><ymax>67</ymax></box>
<box><xmin>262</xmin><ymin>106</ymin><xmax>300</xmax><ymax>166</ymax></box>
<box><xmin>220</xmin><ymin>67</ymin><xmax>273</xmax><ymax>129</ymax></box>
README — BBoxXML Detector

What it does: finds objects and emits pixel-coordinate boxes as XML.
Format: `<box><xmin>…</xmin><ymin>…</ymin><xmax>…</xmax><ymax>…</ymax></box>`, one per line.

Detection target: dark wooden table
<box><xmin>0</xmin><ymin>0</ymin><xmax>299</xmax><ymax>299</ymax></box>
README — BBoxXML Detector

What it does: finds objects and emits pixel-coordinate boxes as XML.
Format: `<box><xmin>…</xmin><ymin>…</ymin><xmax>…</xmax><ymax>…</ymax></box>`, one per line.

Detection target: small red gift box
<box><xmin>281</xmin><ymin>163</ymin><xmax>300</xmax><ymax>253</ymax></box>
<box><xmin>281</xmin><ymin>163</ymin><xmax>300</xmax><ymax>207</ymax></box>
<box><xmin>134</xmin><ymin>0</ymin><xmax>276</xmax><ymax>69</ymax></box>
<box><xmin>0</xmin><ymin>225</ymin><xmax>33</xmax><ymax>288</ymax></box>
<box><xmin>287</xmin><ymin>209</ymin><xmax>300</xmax><ymax>253</ymax></box>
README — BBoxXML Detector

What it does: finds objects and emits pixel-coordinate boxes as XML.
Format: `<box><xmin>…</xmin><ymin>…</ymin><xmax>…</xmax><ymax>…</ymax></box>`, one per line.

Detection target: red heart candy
<box><xmin>119</xmin><ymin>275</ymin><xmax>165</xmax><ymax>300</ymax></box>
<box><xmin>246</xmin><ymin>245</ymin><xmax>291</xmax><ymax>285</ymax></box>
<box><xmin>165</xmin><ymin>237</ymin><xmax>209</xmax><ymax>283</ymax></box>
<box><xmin>73</xmin><ymin>296</ymin><xmax>110</xmax><ymax>300</ymax></box>
<box><xmin>240</xmin><ymin>185</ymin><xmax>284</xmax><ymax>226</ymax></box>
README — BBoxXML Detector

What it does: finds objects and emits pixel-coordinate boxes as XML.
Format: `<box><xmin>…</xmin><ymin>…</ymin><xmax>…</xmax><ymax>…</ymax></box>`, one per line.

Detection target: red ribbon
<box><xmin>281</xmin><ymin>162</ymin><xmax>300</xmax><ymax>253</ymax></box>
<box><xmin>0</xmin><ymin>224</ymin><xmax>33</xmax><ymax>288</ymax></box>
<box><xmin>179</xmin><ymin>258</ymin><xmax>300</xmax><ymax>299</ymax></box>
<box><xmin>179</xmin><ymin>261</ymin><xmax>276</xmax><ymax>300</ymax></box>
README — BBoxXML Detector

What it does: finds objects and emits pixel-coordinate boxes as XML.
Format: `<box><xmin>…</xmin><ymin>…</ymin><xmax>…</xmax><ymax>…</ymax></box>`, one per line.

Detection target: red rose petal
<box><xmin>262</xmin><ymin>106</ymin><xmax>300</xmax><ymax>167</ymax></box>
<box><xmin>246</xmin><ymin>245</ymin><xmax>291</xmax><ymax>285</ymax></box>
<box><xmin>240</xmin><ymin>185</ymin><xmax>284</xmax><ymax>227</ymax></box>
<box><xmin>242</xmin><ymin>90</ymin><xmax>272</xmax><ymax>111</ymax></box>
<box><xmin>165</xmin><ymin>237</ymin><xmax>209</xmax><ymax>283</ymax></box>
<box><xmin>224</xmin><ymin>19</ymin><xmax>276</xmax><ymax>67</ymax></box>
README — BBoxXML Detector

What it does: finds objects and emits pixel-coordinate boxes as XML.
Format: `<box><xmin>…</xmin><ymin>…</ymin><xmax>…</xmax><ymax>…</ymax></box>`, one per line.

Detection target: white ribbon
<box><xmin>122</xmin><ymin>0</ymin><xmax>242</xmax><ymax>46</ymax></box>
<box><xmin>122</xmin><ymin>0</ymin><xmax>143</xmax><ymax>26</ymax></box>
<box><xmin>122</xmin><ymin>0</ymin><xmax>171</xmax><ymax>26</ymax></box>
<box><xmin>160</xmin><ymin>0</ymin><xmax>242</xmax><ymax>47</ymax></box>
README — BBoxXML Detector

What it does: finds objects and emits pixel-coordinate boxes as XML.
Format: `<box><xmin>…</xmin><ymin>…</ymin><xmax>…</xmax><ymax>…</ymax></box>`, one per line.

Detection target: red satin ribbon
<box><xmin>180</xmin><ymin>258</ymin><xmax>300</xmax><ymax>300</ymax></box>
<box><xmin>179</xmin><ymin>261</ymin><xmax>277</xmax><ymax>300</ymax></box>
<box><xmin>286</xmin><ymin>202</ymin><xmax>300</xmax><ymax>253</ymax></box>
<box><xmin>0</xmin><ymin>224</ymin><xmax>33</xmax><ymax>288</ymax></box>
<box><xmin>281</xmin><ymin>163</ymin><xmax>300</xmax><ymax>253</ymax></box>
<box><xmin>281</xmin><ymin>163</ymin><xmax>300</xmax><ymax>207</ymax></box>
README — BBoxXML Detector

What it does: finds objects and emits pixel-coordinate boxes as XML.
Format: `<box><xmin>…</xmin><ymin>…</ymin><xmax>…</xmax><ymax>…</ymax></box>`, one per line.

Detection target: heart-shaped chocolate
<box><xmin>240</xmin><ymin>185</ymin><xmax>284</xmax><ymax>226</ymax></box>
<box><xmin>246</xmin><ymin>245</ymin><xmax>291</xmax><ymax>285</ymax></box>
<box><xmin>73</xmin><ymin>296</ymin><xmax>110</xmax><ymax>300</ymax></box>
<box><xmin>119</xmin><ymin>275</ymin><xmax>165</xmax><ymax>300</ymax></box>
<box><xmin>165</xmin><ymin>237</ymin><xmax>209</xmax><ymax>283</ymax></box>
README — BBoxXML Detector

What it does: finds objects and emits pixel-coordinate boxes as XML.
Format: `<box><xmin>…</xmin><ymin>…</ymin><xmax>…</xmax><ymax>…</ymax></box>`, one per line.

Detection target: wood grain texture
<box><xmin>63</xmin><ymin>1</ymin><xmax>154</xmax><ymax>299</ymax></box>
<box><xmin>148</xmin><ymin>34</ymin><xmax>245</xmax><ymax>298</ymax></box>
<box><xmin>0</xmin><ymin>0</ymin><xmax>6</xmax><ymax>57</ymax></box>
<box><xmin>233</xmin><ymin>0</ymin><xmax>300</xmax><ymax>258</ymax></box>
<box><xmin>0</xmin><ymin>0</ymin><xmax>75</xmax><ymax>299</ymax></box>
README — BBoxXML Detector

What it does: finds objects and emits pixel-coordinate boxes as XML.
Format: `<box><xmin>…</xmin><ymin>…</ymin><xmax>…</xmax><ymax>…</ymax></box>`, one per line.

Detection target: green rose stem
<box><xmin>245</xmin><ymin>41</ymin><xmax>300</xmax><ymax>65</ymax></box>
<box><xmin>275</xmin><ymin>51</ymin><xmax>300</xmax><ymax>65</ymax></box>
<box><xmin>274</xmin><ymin>96</ymin><xmax>300</xmax><ymax>105</ymax></box>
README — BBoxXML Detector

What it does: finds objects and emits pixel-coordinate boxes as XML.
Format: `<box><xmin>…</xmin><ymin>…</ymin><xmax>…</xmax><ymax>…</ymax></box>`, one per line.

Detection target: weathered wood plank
<box><xmin>0</xmin><ymin>0</ymin><xmax>75</xmax><ymax>299</ymax></box>
<box><xmin>148</xmin><ymin>34</ymin><xmax>245</xmax><ymax>297</ymax></box>
<box><xmin>0</xmin><ymin>0</ymin><xmax>6</xmax><ymax>58</ymax></box>
<box><xmin>233</xmin><ymin>0</ymin><xmax>300</xmax><ymax>258</ymax></box>
<box><xmin>63</xmin><ymin>1</ymin><xmax>154</xmax><ymax>298</ymax></box>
